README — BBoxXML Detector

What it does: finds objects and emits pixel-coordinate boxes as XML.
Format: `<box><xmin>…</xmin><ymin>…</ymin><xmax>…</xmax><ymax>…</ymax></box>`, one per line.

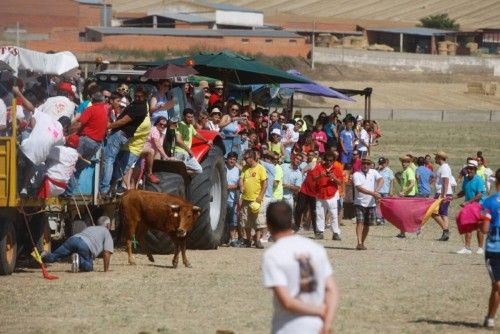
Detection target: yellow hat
<box><xmin>249</xmin><ymin>201</ymin><xmax>261</xmax><ymax>214</ymax></box>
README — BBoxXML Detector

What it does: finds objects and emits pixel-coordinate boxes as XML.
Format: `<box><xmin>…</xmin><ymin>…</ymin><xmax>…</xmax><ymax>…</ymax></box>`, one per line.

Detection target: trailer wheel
<box><xmin>186</xmin><ymin>146</ymin><xmax>227</xmax><ymax>249</ymax></box>
<box><xmin>0</xmin><ymin>220</ymin><xmax>17</xmax><ymax>275</ymax></box>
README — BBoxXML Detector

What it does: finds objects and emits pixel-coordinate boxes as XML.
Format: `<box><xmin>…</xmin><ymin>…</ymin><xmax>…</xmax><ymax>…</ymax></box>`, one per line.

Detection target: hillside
<box><xmin>111</xmin><ymin>0</ymin><xmax>500</xmax><ymax>30</ymax></box>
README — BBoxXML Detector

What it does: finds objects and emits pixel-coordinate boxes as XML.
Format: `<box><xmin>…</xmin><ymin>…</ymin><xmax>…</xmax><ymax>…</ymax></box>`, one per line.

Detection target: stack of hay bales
<box><xmin>466</xmin><ymin>42</ymin><xmax>479</xmax><ymax>55</ymax></box>
<box><xmin>438</xmin><ymin>41</ymin><xmax>458</xmax><ymax>55</ymax></box>
<box><xmin>316</xmin><ymin>34</ymin><xmax>340</xmax><ymax>48</ymax></box>
<box><xmin>438</xmin><ymin>41</ymin><xmax>448</xmax><ymax>55</ymax></box>
<box><xmin>341</xmin><ymin>36</ymin><xmax>369</xmax><ymax>49</ymax></box>
<box><xmin>466</xmin><ymin>82</ymin><xmax>497</xmax><ymax>95</ymax></box>
<box><xmin>367</xmin><ymin>43</ymin><xmax>394</xmax><ymax>52</ymax></box>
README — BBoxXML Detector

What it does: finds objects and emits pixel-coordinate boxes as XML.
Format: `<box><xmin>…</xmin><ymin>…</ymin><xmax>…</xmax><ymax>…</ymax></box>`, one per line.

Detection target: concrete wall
<box><xmin>314</xmin><ymin>47</ymin><xmax>500</xmax><ymax>76</ymax></box>
<box><xmin>298</xmin><ymin>107</ymin><xmax>500</xmax><ymax>122</ymax></box>
<box><xmin>26</xmin><ymin>34</ymin><xmax>309</xmax><ymax>58</ymax></box>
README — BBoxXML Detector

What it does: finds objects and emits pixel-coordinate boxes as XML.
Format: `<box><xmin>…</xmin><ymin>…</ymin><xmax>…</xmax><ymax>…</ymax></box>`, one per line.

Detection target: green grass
<box><xmin>373</xmin><ymin>120</ymin><xmax>500</xmax><ymax>173</ymax></box>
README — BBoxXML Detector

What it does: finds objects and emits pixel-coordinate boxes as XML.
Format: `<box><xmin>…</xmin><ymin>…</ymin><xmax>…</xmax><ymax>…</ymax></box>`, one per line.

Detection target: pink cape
<box><xmin>380</xmin><ymin>197</ymin><xmax>441</xmax><ymax>233</ymax></box>
<box><xmin>455</xmin><ymin>202</ymin><xmax>481</xmax><ymax>234</ymax></box>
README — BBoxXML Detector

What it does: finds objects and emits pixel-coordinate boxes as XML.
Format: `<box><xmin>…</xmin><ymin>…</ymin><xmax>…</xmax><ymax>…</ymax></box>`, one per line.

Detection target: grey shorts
<box><xmin>355</xmin><ymin>205</ymin><xmax>376</xmax><ymax>225</ymax></box>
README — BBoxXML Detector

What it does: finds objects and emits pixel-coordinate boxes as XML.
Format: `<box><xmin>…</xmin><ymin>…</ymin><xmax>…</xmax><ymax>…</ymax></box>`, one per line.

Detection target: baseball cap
<box><xmin>378</xmin><ymin>157</ymin><xmax>387</xmax><ymax>165</ymax></box>
<box><xmin>57</xmin><ymin>82</ymin><xmax>76</xmax><ymax>97</ymax></box>
<box><xmin>467</xmin><ymin>160</ymin><xmax>478</xmax><ymax>168</ymax></box>
<box><xmin>215</xmin><ymin>80</ymin><xmax>223</xmax><ymax>89</ymax></box>
<box><xmin>271</xmin><ymin>128</ymin><xmax>281</xmax><ymax>136</ymax></box>
<box><xmin>198</xmin><ymin>80</ymin><xmax>209</xmax><ymax>89</ymax></box>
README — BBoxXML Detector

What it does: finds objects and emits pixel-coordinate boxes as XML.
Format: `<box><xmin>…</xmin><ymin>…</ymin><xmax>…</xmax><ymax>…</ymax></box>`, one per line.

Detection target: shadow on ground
<box><xmin>411</xmin><ymin>318</ymin><xmax>482</xmax><ymax>328</ymax></box>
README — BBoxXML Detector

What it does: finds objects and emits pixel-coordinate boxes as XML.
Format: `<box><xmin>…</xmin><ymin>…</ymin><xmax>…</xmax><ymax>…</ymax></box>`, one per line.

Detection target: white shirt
<box><xmin>0</xmin><ymin>99</ymin><xmax>6</xmax><ymax>127</ymax></box>
<box><xmin>435</xmin><ymin>163</ymin><xmax>453</xmax><ymax>195</ymax></box>
<box><xmin>262</xmin><ymin>235</ymin><xmax>333</xmax><ymax>334</ymax></box>
<box><xmin>357</xmin><ymin>128</ymin><xmax>370</xmax><ymax>152</ymax></box>
<box><xmin>37</xmin><ymin>96</ymin><xmax>76</xmax><ymax>121</ymax></box>
<box><xmin>20</xmin><ymin>111</ymin><xmax>65</xmax><ymax>165</ymax></box>
<box><xmin>353</xmin><ymin>169</ymin><xmax>382</xmax><ymax>207</ymax></box>
<box><xmin>282</xmin><ymin>124</ymin><xmax>299</xmax><ymax>148</ymax></box>
<box><xmin>46</xmin><ymin>146</ymin><xmax>79</xmax><ymax>182</ymax></box>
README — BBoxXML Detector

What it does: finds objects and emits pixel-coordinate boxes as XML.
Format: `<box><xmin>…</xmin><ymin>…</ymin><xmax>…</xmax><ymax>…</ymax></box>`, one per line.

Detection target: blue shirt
<box><xmin>339</xmin><ymin>129</ymin><xmax>354</xmax><ymax>151</ymax></box>
<box><xmin>416</xmin><ymin>166</ymin><xmax>433</xmax><ymax>196</ymax></box>
<box><xmin>378</xmin><ymin>167</ymin><xmax>394</xmax><ymax>195</ymax></box>
<box><xmin>463</xmin><ymin>174</ymin><xmax>486</xmax><ymax>202</ymax></box>
<box><xmin>226</xmin><ymin>165</ymin><xmax>240</xmax><ymax>203</ymax></box>
<box><xmin>324</xmin><ymin>122</ymin><xmax>336</xmax><ymax>140</ymax></box>
<box><xmin>281</xmin><ymin>163</ymin><xmax>303</xmax><ymax>199</ymax></box>
<box><xmin>260</xmin><ymin>160</ymin><xmax>275</xmax><ymax>198</ymax></box>
<box><xmin>482</xmin><ymin>192</ymin><xmax>500</xmax><ymax>253</ymax></box>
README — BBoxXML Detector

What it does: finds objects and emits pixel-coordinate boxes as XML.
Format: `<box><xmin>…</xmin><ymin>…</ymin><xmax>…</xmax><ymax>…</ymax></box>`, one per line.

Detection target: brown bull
<box><xmin>121</xmin><ymin>190</ymin><xmax>201</xmax><ymax>268</ymax></box>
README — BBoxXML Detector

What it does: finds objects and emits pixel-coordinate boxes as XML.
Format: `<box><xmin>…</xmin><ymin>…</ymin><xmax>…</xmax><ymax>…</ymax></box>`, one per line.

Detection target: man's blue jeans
<box><xmin>67</xmin><ymin>136</ymin><xmax>101</xmax><ymax>194</ymax></box>
<box><xmin>100</xmin><ymin>130</ymin><xmax>129</xmax><ymax>194</ymax></box>
<box><xmin>44</xmin><ymin>236</ymin><xmax>93</xmax><ymax>271</ymax></box>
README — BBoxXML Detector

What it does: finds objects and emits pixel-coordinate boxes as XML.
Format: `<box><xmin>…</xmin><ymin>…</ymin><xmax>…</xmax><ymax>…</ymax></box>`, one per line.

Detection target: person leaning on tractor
<box><xmin>174</xmin><ymin>108</ymin><xmax>212</xmax><ymax>175</ymax></box>
<box><xmin>43</xmin><ymin>217</ymin><xmax>113</xmax><ymax>272</ymax></box>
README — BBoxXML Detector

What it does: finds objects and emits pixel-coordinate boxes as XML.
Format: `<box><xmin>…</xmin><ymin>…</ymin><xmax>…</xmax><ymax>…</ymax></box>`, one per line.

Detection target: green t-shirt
<box><xmin>401</xmin><ymin>167</ymin><xmax>417</xmax><ymax>196</ymax></box>
<box><xmin>273</xmin><ymin>164</ymin><xmax>284</xmax><ymax>200</ymax></box>
<box><xmin>175</xmin><ymin>121</ymin><xmax>197</xmax><ymax>153</ymax></box>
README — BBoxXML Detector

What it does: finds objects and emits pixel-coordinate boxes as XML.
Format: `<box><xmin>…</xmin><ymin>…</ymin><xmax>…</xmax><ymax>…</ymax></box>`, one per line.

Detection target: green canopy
<box><xmin>186</xmin><ymin>75</ymin><xmax>218</xmax><ymax>85</ymax></box>
<box><xmin>162</xmin><ymin>50</ymin><xmax>310</xmax><ymax>85</ymax></box>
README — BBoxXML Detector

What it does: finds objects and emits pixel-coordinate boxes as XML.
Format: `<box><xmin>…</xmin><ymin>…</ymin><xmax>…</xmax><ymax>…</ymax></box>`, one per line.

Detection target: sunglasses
<box><xmin>231</xmin><ymin>108</ymin><xmax>239</xmax><ymax>112</ymax></box>
<box><xmin>158</xmin><ymin>123</ymin><xmax>167</xmax><ymax>128</ymax></box>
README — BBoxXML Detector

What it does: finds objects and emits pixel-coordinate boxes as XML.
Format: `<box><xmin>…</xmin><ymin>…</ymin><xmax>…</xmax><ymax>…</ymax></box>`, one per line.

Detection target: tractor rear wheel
<box><xmin>0</xmin><ymin>220</ymin><xmax>17</xmax><ymax>275</ymax></box>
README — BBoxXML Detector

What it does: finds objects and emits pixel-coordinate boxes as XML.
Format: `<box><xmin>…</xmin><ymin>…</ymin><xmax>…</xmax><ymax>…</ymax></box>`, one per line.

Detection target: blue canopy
<box><xmin>282</xmin><ymin>70</ymin><xmax>355</xmax><ymax>101</ymax></box>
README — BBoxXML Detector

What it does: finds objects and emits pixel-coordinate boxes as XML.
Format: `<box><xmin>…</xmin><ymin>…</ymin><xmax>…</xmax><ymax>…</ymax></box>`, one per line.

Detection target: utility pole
<box><xmin>311</xmin><ymin>21</ymin><xmax>316</xmax><ymax>70</ymax></box>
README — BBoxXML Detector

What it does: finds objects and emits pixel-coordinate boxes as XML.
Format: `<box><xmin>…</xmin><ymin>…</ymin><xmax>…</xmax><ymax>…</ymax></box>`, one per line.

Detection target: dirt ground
<box><xmin>1</xmin><ymin>121</ymin><xmax>499</xmax><ymax>333</ymax></box>
<box><xmin>0</xmin><ymin>222</ymin><xmax>495</xmax><ymax>334</ymax></box>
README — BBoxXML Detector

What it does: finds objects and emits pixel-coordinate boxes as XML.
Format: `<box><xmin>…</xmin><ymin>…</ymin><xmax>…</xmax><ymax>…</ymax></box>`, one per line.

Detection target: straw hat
<box><xmin>198</xmin><ymin>80</ymin><xmax>209</xmax><ymax>89</ymax></box>
<box><xmin>434</xmin><ymin>151</ymin><xmax>448</xmax><ymax>159</ymax></box>
<box><xmin>214</xmin><ymin>80</ymin><xmax>223</xmax><ymax>89</ymax></box>
<box><xmin>399</xmin><ymin>155</ymin><xmax>411</xmax><ymax>163</ymax></box>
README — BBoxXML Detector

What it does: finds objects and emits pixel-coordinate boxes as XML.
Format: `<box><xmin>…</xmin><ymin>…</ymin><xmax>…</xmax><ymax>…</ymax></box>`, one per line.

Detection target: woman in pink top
<box><xmin>143</xmin><ymin>116</ymin><xmax>170</xmax><ymax>183</ymax></box>
<box><xmin>312</xmin><ymin>122</ymin><xmax>328</xmax><ymax>154</ymax></box>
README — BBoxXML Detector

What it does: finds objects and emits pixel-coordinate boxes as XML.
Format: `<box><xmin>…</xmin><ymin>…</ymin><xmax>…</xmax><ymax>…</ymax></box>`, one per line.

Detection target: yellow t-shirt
<box><xmin>273</xmin><ymin>164</ymin><xmax>283</xmax><ymax>200</ymax></box>
<box><xmin>268</xmin><ymin>141</ymin><xmax>282</xmax><ymax>157</ymax></box>
<box><xmin>241</xmin><ymin>163</ymin><xmax>267</xmax><ymax>201</ymax></box>
<box><xmin>175</xmin><ymin>121</ymin><xmax>197</xmax><ymax>153</ymax></box>
<box><xmin>124</xmin><ymin>116</ymin><xmax>151</xmax><ymax>155</ymax></box>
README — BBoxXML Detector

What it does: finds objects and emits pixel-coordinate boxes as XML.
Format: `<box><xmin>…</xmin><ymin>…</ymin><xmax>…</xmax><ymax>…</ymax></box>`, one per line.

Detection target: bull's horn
<box><xmin>169</xmin><ymin>204</ymin><xmax>180</xmax><ymax>209</ymax></box>
<box><xmin>193</xmin><ymin>206</ymin><xmax>201</xmax><ymax>211</ymax></box>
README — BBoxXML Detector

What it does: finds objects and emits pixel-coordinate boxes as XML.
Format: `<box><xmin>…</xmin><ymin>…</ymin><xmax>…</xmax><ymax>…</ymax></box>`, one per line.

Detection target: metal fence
<box><xmin>298</xmin><ymin>107</ymin><xmax>500</xmax><ymax>122</ymax></box>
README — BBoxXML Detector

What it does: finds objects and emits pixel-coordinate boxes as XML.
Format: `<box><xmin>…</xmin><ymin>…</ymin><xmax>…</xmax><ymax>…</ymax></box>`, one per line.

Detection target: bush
<box><xmin>418</xmin><ymin>13</ymin><xmax>460</xmax><ymax>31</ymax></box>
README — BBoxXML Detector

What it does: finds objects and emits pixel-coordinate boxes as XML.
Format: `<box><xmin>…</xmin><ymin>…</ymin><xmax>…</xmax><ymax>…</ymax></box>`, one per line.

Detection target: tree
<box><xmin>418</xmin><ymin>13</ymin><xmax>460</xmax><ymax>31</ymax></box>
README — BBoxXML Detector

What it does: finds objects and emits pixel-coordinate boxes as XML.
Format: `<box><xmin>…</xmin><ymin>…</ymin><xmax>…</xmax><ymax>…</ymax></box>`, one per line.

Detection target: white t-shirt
<box><xmin>357</xmin><ymin>128</ymin><xmax>370</xmax><ymax>152</ymax></box>
<box><xmin>435</xmin><ymin>163</ymin><xmax>453</xmax><ymax>195</ymax></box>
<box><xmin>353</xmin><ymin>169</ymin><xmax>382</xmax><ymax>207</ymax></box>
<box><xmin>37</xmin><ymin>96</ymin><xmax>76</xmax><ymax>121</ymax></box>
<box><xmin>262</xmin><ymin>235</ymin><xmax>333</xmax><ymax>334</ymax></box>
<box><xmin>46</xmin><ymin>146</ymin><xmax>79</xmax><ymax>182</ymax></box>
<box><xmin>282</xmin><ymin>124</ymin><xmax>299</xmax><ymax>148</ymax></box>
<box><xmin>20</xmin><ymin>111</ymin><xmax>65</xmax><ymax>165</ymax></box>
<box><xmin>0</xmin><ymin>99</ymin><xmax>6</xmax><ymax>127</ymax></box>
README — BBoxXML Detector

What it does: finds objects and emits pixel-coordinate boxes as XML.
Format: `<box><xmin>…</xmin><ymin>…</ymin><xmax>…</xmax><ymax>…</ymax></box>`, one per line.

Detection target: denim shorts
<box><xmin>434</xmin><ymin>194</ymin><xmax>453</xmax><ymax>216</ymax></box>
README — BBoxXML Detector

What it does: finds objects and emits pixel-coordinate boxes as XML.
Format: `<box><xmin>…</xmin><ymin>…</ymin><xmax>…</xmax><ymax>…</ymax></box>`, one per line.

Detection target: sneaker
<box><xmin>229</xmin><ymin>240</ymin><xmax>242</xmax><ymax>248</ymax></box>
<box><xmin>456</xmin><ymin>247</ymin><xmax>472</xmax><ymax>255</ymax></box>
<box><xmin>115</xmin><ymin>185</ymin><xmax>128</xmax><ymax>196</ymax></box>
<box><xmin>71</xmin><ymin>253</ymin><xmax>79</xmax><ymax>273</ymax></box>
<box><xmin>243</xmin><ymin>239</ymin><xmax>252</xmax><ymax>248</ymax></box>
<box><xmin>484</xmin><ymin>317</ymin><xmax>495</xmax><ymax>328</ymax></box>
<box><xmin>396</xmin><ymin>232</ymin><xmax>406</xmax><ymax>238</ymax></box>
<box><xmin>315</xmin><ymin>232</ymin><xmax>324</xmax><ymax>240</ymax></box>
<box><xmin>476</xmin><ymin>247</ymin><xmax>485</xmax><ymax>255</ymax></box>
<box><xmin>147</xmin><ymin>174</ymin><xmax>160</xmax><ymax>184</ymax></box>
<box><xmin>332</xmin><ymin>233</ymin><xmax>341</xmax><ymax>241</ymax></box>
<box><xmin>438</xmin><ymin>230</ymin><xmax>449</xmax><ymax>241</ymax></box>
<box><xmin>255</xmin><ymin>240</ymin><xmax>264</xmax><ymax>249</ymax></box>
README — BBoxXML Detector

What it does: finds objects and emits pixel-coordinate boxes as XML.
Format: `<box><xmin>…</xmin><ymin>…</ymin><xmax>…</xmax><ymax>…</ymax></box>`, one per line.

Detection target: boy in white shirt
<box><xmin>262</xmin><ymin>201</ymin><xmax>339</xmax><ymax>334</ymax></box>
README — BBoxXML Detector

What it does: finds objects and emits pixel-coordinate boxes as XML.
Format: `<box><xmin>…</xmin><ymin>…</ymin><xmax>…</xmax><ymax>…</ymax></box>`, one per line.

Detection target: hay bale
<box><xmin>367</xmin><ymin>43</ymin><xmax>394</xmax><ymax>52</ymax></box>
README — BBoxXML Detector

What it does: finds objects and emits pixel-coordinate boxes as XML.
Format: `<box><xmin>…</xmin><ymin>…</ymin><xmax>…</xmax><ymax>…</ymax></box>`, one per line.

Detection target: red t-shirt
<box><xmin>208</xmin><ymin>94</ymin><xmax>222</xmax><ymax>107</ymax></box>
<box><xmin>300</xmin><ymin>172</ymin><xmax>317</xmax><ymax>197</ymax></box>
<box><xmin>352</xmin><ymin>158</ymin><xmax>362</xmax><ymax>172</ymax></box>
<box><xmin>309</xmin><ymin>163</ymin><xmax>343</xmax><ymax>199</ymax></box>
<box><xmin>79</xmin><ymin>102</ymin><xmax>109</xmax><ymax>142</ymax></box>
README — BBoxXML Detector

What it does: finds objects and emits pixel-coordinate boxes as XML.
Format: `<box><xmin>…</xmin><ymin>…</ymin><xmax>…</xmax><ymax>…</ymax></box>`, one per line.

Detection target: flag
<box><xmin>380</xmin><ymin>197</ymin><xmax>442</xmax><ymax>233</ymax></box>
<box><xmin>30</xmin><ymin>248</ymin><xmax>59</xmax><ymax>280</ymax></box>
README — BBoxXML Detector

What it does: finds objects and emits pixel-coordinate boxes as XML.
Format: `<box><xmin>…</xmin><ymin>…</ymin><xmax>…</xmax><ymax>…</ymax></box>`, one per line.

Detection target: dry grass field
<box><xmin>0</xmin><ymin>121</ymin><xmax>499</xmax><ymax>333</ymax></box>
